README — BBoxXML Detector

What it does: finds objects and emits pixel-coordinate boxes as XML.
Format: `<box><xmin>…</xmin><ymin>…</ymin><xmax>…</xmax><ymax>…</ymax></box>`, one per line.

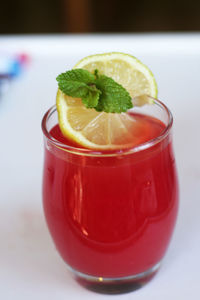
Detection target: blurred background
<box><xmin>1</xmin><ymin>0</ymin><xmax>200</xmax><ymax>34</ymax></box>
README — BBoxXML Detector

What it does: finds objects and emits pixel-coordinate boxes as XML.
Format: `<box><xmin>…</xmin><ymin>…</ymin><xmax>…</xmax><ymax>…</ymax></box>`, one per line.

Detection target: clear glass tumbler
<box><xmin>42</xmin><ymin>97</ymin><xmax>179</xmax><ymax>294</ymax></box>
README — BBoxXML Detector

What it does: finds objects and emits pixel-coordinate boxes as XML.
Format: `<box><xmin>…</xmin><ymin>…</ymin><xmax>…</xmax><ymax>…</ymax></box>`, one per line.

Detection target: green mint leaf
<box><xmin>56</xmin><ymin>69</ymin><xmax>100</xmax><ymax>108</ymax></box>
<box><xmin>56</xmin><ymin>68</ymin><xmax>133</xmax><ymax>113</ymax></box>
<box><xmin>57</xmin><ymin>79</ymin><xmax>89</xmax><ymax>98</ymax></box>
<box><xmin>57</xmin><ymin>69</ymin><xmax>95</xmax><ymax>85</ymax></box>
<box><xmin>94</xmin><ymin>69</ymin><xmax>99</xmax><ymax>79</ymax></box>
<box><xmin>94</xmin><ymin>75</ymin><xmax>133</xmax><ymax>113</ymax></box>
<box><xmin>82</xmin><ymin>85</ymin><xmax>101</xmax><ymax>108</ymax></box>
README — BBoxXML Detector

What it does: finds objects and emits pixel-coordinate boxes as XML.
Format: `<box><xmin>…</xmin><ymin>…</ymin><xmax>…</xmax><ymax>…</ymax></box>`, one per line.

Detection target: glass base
<box><xmin>69</xmin><ymin>262</ymin><xmax>161</xmax><ymax>294</ymax></box>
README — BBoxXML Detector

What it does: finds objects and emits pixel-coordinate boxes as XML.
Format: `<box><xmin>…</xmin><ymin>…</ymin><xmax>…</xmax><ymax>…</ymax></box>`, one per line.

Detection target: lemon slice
<box><xmin>56</xmin><ymin>52</ymin><xmax>157</xmax><ymax>150</ymax></box>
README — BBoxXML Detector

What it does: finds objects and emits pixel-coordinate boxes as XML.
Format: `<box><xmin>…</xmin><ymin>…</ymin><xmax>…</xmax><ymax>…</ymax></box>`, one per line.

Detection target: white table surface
<box><xmin>0</xmin><ymin>34</ymin><xmax>200</xmax><ymax>299</ymax></box>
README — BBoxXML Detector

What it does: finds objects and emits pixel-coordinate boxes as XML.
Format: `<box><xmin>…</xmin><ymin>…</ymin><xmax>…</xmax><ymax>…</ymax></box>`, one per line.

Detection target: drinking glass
<box><xmin>41</xmin><ymin>97</ymin><xmax>179</xmax><ymax>294</ymax></box>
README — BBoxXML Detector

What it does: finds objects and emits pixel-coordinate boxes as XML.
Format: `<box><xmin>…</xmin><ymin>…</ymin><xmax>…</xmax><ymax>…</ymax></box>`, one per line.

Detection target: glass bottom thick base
<box><xmin>69</xmin><ymin>261</ymin><xmax>161</xmax><ymax>294</ymax></box>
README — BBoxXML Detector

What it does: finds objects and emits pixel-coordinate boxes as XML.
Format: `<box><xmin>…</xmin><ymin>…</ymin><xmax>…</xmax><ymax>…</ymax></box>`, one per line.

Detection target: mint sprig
<box><xmin>56</xmin><ymin>69</ymin><xmax>133</xmax><ymax>113</ymax></box>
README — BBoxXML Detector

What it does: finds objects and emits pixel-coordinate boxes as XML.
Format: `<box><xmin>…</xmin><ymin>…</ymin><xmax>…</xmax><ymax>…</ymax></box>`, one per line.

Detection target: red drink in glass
<box><xmin>42</xmin><ymin>99</ymin><xmax>179</xmax><ymax>293</ymax></box>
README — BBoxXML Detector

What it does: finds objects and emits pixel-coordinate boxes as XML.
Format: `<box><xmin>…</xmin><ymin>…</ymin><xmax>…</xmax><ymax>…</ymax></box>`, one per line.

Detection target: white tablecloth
<box><xmin>0</xmin><ymin>34</ymin><xmax>200</xmax><ymax>299</ymax></box>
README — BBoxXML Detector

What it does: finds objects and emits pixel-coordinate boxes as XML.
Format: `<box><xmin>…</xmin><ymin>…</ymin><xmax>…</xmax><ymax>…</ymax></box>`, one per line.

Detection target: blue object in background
<box><xmin>0</xmin><ymin>53</ymin><xmax>29</xmax><ymax>97</ymax></box>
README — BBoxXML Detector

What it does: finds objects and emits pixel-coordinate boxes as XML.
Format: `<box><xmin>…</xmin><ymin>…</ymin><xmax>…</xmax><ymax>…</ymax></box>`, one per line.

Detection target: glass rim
<box><xmin>41</xmin><ymin>98</ymin><xmax>173</xmax><ymax>157</ymax></box>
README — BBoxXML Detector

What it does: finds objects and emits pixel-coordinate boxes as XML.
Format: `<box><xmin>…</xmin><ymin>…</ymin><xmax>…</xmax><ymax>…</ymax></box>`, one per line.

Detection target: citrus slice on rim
<box><xmin>56</xmin><ymin>52</ymin><xmax>158</xmax><ymax>150</ymax></box>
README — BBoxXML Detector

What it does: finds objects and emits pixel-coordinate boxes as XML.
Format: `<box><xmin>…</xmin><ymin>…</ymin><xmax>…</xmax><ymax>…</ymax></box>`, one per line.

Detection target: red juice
<box><xmin>42</xmin><ymin>111</ymin><xmax>179</xmax><ymax>278</ymax></box>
